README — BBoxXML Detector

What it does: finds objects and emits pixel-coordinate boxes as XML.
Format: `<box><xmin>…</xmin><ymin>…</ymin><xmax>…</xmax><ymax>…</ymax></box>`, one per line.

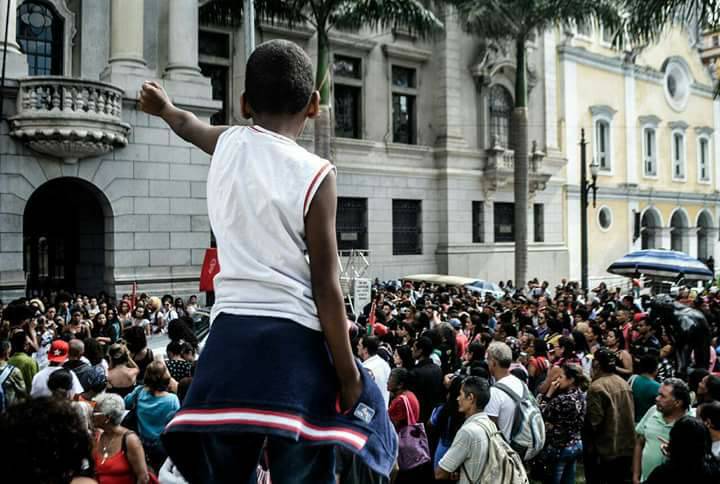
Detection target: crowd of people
<box><xmin>0</xmin><ymin>292</ymin><xmax>200</xmax><ymax>483</ymax></box>
<box><xmin>2</xmin><ymin>277</ymin><xmax>720</xmax><ymax>483</ymax></box>
<box><xmin>347</xmin><ymin>277</ymin><xmax>720</xmax><ymax>484</ymax></box>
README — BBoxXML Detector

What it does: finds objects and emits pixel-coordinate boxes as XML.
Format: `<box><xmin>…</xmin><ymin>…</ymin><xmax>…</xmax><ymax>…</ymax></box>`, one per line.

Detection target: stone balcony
<box><xmin>482</xmin><ymin>140</ymin><xmax>553</xmax><ymax>196</ymax></box>
<box><xmin>10</xmin><ymin>77</ymin><xmax>131</xmax><ymax>164</ymax></box>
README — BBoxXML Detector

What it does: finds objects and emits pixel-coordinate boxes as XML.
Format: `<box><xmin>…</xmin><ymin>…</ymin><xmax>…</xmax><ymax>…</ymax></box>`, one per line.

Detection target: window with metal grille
<box><xmin>199</xmin><ymin>30</ymin><xmax>231</xmax><ymax>126</ymax></box>
<box><xmin>336</xmin><ymin>197</ymin><xmax>368</xmax><ymax>251</ymax></box>
<box><xmin>494</xmin><ymin>202</ymin><xmax>515</xmax><ymax>243</ymax></box>
<box><xmin>534</xmin><ymin>204</ymin><xmax>544</xmax><ymax>243</ymax></box>
<box><xmin>472</xmin><ymin>201</ymin><xmax>484</xmax><ymax>243</ymax></box>
<box><xmin>392</xmin><ymin>199</ymin><xmax>422</xmax><ymax>255</ymax></box>
<box><xmin>199</xmin><ymin>30</ymin><xmax>230</xmax><ymax>58</ymax></box>
<box><xmin>489</xmin><ymin>85</ymin><xmax>513</xmax><ymax>148</ymax></box>
<box><xmin>644</xmin><ymin>128</ymin><xmax>657</xmax><ymax>176</ymax></box>
<box><xmin>17</xmin><ymin>1</ymin><xmax>63</xmax><ymax>75</ymax></box>
<box><xmin>199</xmin><ymin>63</ymin><xmax>229</xmax><ymax>125</ymax></box>
<box><xmin>333</xmin><ymin>55</ymin><xmax>362</xmax><ymax>139</ymax></box>
<box><xmin>595</xmin><ymin>120</ymin><xmax>610</xmax><ymax>170</ymax></box>
<box><xmin>699</xmin><ymin>137</ymin><xmax>710</xmax><ymax>182</ymax></box>
<box><xmin>391</xmin><ymin>66</ymin><xmax>417</xmax><ymax>144</ymax></box>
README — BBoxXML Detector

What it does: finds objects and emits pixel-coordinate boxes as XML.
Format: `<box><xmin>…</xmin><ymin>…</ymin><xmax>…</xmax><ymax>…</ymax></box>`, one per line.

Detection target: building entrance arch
<box><xmin>23</xmin><ymin>178</ymin><xmax>112</xmax><ymax>297</ymax></box>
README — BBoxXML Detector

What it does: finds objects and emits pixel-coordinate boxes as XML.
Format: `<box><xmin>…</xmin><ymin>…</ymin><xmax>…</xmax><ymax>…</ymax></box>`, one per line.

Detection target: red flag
<box><xmin>368</xmin><ymin>301</ymin><xmax>377</xmax><ymax>334</ymax></box>
<box><xmin>200</xmin><ymin>248</ymin><xmax>220</xmax><ymax>292</ymax></box>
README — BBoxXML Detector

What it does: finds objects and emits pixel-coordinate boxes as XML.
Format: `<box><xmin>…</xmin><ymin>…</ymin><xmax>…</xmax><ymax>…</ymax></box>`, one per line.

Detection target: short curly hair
<box><xmin>245</xmin><ymin>39</ymin><xmax>314</xmax><ymax>115</ymax></box>
<box><xmin>94</xmin><ymin>393</ymin><xmax>126</xmax><ymax>425</ymax></box>
<box><xmin>0</xmin><ymin>397</ymin><xmax>94</xmax><ymax>483</ymax></box>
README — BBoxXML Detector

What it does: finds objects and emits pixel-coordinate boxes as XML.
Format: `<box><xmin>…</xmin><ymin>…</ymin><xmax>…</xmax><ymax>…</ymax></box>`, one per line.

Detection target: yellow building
<box><xmin>557</xmin><ymin>26</ymin><xmax>719</xmax><ymax>283</ymax></box>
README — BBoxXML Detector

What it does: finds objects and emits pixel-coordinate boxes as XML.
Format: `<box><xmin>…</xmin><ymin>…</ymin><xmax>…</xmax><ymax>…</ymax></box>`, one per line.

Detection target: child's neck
<box><xmin>253</xmin><ymin>115</ymin><xmax>303</xmax><ymax>140</ymax></box>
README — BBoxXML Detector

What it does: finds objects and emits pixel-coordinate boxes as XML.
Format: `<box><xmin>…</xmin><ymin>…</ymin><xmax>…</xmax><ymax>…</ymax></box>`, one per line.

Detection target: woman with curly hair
<box><xmin>0</xmin><ymin>397</ymin><xmax>96</xmax><ymax>483</ymax></box>
<box><xmin>106</xmin><ymin>344</ymin><xmax>139</xmax><ymax>398</ymax></box>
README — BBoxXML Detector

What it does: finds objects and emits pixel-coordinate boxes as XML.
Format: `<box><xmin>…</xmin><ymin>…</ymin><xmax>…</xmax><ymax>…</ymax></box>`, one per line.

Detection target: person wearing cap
<box><xmin>30</xmin><ymin>339</ymin><xmax>84</xmax><ymax>398</ymax></box>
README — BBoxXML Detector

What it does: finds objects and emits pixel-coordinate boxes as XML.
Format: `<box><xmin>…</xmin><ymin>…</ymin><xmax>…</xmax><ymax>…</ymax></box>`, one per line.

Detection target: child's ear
<box><xmin>240</xmin><ymin>93</ymin><xmax>253</xmax><ymax>120</ymax></box>
<box><xmin>306</xmin><ymin>91</ymin><xmax>321</xmax><ymax>119</ymax></box>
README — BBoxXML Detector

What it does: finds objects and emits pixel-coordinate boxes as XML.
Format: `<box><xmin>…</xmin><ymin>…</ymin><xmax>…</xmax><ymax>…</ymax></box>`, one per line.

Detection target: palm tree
<box><xmin>200</xmin><ymin>0</ymin><xmax>442</xmax><ymax>160</ymax></box>
<box><xmin>619</xmin><ymin>0</ymin><xmax>720</xmax><ymax>47</ymax></box>
<box><xmin>448</xmin><ymin>0</ymin><xmax>622</xmax><ymax>291</ymax></box>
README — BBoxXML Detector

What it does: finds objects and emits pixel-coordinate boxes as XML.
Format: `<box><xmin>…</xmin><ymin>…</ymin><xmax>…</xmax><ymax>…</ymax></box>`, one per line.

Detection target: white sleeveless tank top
<box><xmin>207</xmin><ymin>125</ymin><xmax>335</xmax><ymax>331</ymax></box>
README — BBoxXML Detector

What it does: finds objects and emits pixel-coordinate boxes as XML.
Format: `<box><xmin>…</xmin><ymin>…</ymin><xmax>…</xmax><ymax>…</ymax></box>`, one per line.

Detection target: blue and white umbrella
<box><xmin>607</xmin><ymin>249</ymin><xmax>714</xmax><ymax>280</ymax></box>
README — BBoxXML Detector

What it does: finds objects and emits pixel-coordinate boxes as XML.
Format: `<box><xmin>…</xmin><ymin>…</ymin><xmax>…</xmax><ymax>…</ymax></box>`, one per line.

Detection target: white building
<box><xmin>0</xmin><ymin>0</ymin><xmax>569</xmax><ymax>302</ymax></box>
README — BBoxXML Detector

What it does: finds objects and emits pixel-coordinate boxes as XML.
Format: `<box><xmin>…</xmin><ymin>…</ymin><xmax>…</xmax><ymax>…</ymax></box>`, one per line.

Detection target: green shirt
<box><xmin>630</xmin><ymin>374</ymin><xmax>660</xmax><ymax>423</ymax></box>
<box><xmin>635</xmin><ymin>406</ymin><xmax>694</xmax><ymax>481</ymax></box>
<box><xmin>7</xmin><ymin>352</ymin><xmax>38</xmax><ymax>392</ymax></box>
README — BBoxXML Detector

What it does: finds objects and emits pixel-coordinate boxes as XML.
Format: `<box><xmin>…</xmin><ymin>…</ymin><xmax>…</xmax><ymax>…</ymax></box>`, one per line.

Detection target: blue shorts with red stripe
<box><xmin>161</xmin><ymin>313</ymin><xmax>397</xmax><ymax>481</ymax></box>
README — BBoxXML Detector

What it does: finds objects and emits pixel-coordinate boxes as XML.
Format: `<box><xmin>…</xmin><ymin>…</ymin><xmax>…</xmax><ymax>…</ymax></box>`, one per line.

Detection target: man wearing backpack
<box><xmin>435</xmin><ymin>376</ymin><xmax>529</xmax><ymax>484</ymax></box>
<box><xmin>0</xmin><ymin>340</ymin><xmax>27</xmax><ymax>410</ymax></box>
<box><xmin>485</xmin><ymin>342</ymin><xmax>546</xmax><ymax>460</ymax></box>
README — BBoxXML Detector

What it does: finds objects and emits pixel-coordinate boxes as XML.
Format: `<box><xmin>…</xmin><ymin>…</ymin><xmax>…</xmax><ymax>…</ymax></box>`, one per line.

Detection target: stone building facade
<box><xmin>0</xmin><ymin>0</ymin><xmax>573</xmax><ymax>302</ymax></box>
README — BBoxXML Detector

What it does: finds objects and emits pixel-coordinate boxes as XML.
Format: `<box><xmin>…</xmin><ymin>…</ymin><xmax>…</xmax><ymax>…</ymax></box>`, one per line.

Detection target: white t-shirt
<box><xmin>362</xmin><ymin>354</ymin><xmax>391</xmax><ymax>408</ymax></box>
<box><xmin>30</xmin><ymin>365</ymin><xmax>84</xmax><ymax>398</ymax></box>
<box><xmin>207</xmin><ymin>126</ymin><xmax>334</xmax><ymax>331</ymax></box>
<box><xmin>485</xmin><ymin>374</ymin><xmax>524</xmax><ymax>441</ymax></box>
<box><xmin>712</xmin><ymin>440</ymin><xmax>720</xmax><ymax>459</ymax></box>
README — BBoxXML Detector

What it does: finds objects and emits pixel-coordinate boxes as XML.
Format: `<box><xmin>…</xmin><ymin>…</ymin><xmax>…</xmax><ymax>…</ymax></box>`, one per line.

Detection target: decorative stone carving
<box><xmin>10</xmin><ymin>77</ymin><xmax>131</xmax><ymax>164</ymax></box>
<box><xmin>470</xmin><ymin>39</ymin><xmax>538</xmax><ymax>93</ymax></box>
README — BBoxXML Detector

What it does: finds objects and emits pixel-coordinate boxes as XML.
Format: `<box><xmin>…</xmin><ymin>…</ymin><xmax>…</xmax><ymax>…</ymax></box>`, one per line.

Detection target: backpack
<box><xmin>494</xmin><ymin>381</ymin><xmax>546</xmax><ymax>461</ymax></box>
<box><xmin>0</xmin><ymin>364</ymin><xmax>16</xmax><ymax>412</ymax></box>
<box><xmin>461</xmin><ymin>415</ymin><xmax>529</xmax><ymax>484</ymax></box>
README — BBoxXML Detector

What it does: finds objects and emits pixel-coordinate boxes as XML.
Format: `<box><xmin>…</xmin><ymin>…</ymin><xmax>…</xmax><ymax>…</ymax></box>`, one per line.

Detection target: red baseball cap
<box><xmin>373</xmin><ymin>323</ymin><xmax>388</xmax><ymax>337</ymax></box>
<box><xmin>47</xmin><ymin>340</ymin><xmax>69</xmax><ymax>364</ymax></box>
<box><xmin>633</xmin><ymin>312</ymin><xmax>648</xmax><ymax>323</ymax></box>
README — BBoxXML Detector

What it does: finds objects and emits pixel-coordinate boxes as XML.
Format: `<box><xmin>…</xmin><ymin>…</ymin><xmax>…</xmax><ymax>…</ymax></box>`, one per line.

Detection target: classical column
<box><xmin>433</xmin><ymin>5</ymin><xmax>466</xmax><ymax>148</ymax></box>
<box><xmin>543</xmin><ymin>31</ymin><xmax>558</xmax><ymax>151</ymax></box>
<box><xmin>0</xmin><ymin>0</ymin><xmax>28</xmax><ymax>78</ymax></box>
<box><xmin>688</xmin><ymin>228</ymin><xmax>699</xmax><ymax>259</ymax></box>
<box><xmin>164</xmin><ymin>0</ymin><xmax>202</xmax><ymax>80</ymax></box>
<box><xmin>659</xmin><ymin>227</ymin><xmax>672</xmax><ymax>250</ymax></box>
<box><xmin>107</xmin><ymin>0</ymin><xmax>145</xmax><ymax>70</ymax></box>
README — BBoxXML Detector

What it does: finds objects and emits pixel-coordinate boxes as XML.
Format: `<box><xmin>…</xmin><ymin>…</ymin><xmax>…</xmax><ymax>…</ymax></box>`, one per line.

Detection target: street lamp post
<box><xmin>580</xmin><ymin>128</ymin><xmax>599</xmax><ymax>292</ymax></box>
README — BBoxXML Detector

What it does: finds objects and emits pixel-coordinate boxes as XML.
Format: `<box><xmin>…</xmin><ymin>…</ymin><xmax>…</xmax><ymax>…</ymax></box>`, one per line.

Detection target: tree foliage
<box><xmin>448</xmin><ymin>0</ymin><xmax>623</xmax><ymax>44</ymax></box>
<box><xmin>200</xmin><ymin>0</ymin><xmax>443</xmax><ymax>38</ymax></box>
<box><xmin>619</xmin><ymin>0</ymin><xmax>720</xmax><ymax>46</ymax></box>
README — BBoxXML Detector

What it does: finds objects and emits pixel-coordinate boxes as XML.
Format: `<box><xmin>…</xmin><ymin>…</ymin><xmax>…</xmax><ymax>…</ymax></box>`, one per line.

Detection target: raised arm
<box><xmin>139</xmin><ymin>80</ymin><xmax>228</xmax><ymax>155</ymax></box>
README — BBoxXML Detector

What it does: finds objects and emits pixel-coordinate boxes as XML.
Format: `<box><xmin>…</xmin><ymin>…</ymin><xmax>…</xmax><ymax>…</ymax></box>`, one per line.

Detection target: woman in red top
<box><xmin>386</xmin><ymin>368</ymin><xmax>420</xmax><ymax>430</ymax></box>
<box><xmin>92</xmin><ymin>393</ymin><xmax>150</xmax><ymax>484</ymax></box>
<box><xmin>387</xmin><ymin>368</ymin><xmax>426</xmax><ymax>483</ymax></box>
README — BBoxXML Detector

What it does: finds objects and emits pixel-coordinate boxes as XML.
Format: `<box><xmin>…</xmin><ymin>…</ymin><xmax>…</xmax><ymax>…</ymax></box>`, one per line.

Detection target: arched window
<box><xmin>17</xmin><ymin>1</ymin><xmax>64</xmax><ymax>75</ymax></box>
<box><xmin>489</xmin><ymin>84</ymin><xmax>513</xmax><ymax>148</ymax></box>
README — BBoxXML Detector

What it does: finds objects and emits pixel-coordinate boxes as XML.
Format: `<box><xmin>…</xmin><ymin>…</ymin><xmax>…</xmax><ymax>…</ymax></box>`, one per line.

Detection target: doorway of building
<box><xmin>23</xmin><ymin>178</ymin><xmax>111</xmax><ymax>298</ymax></box>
